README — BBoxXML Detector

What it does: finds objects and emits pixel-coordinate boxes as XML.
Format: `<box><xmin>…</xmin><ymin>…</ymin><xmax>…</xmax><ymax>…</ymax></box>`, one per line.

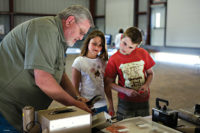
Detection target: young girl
<box><xmin>72</xmin><ymin>30</ymin><xmax>108</xmax><ymax>114</ymax></box>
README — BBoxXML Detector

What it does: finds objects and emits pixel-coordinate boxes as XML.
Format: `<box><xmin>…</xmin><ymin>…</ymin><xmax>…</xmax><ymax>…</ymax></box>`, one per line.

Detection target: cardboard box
<box><xmin>37</xmin><ymin>106</ymin><xmax>91</xmax><ymax>133</ymax></box>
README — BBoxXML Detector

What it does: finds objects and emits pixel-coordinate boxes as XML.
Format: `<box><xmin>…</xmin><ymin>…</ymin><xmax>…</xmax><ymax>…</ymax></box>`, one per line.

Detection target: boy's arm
<box><xmin>104</xmin><ymin>76</ymin><xmax>139</xmax><ymax>115</ymax></box>
<box><xmin>144</xmin><ymin>68</ymin><xmax>154</xmax><ymax>87</ymax></box>
<box><xmin>105</xmin><ymin>77</ymin><xmax>139</xmax><ymax>97</ymax></box>
<box><xmin>138</xmin><ymin>68</ymin><xmax>154</xmax><ymax>94</ymax></box>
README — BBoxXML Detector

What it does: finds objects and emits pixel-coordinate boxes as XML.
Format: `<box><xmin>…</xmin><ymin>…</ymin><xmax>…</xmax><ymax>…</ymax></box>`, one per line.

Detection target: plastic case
<box><xmin>101</xmin><ymin>117</ymin><xmax>181</xmax><ymax>133</ymax></box>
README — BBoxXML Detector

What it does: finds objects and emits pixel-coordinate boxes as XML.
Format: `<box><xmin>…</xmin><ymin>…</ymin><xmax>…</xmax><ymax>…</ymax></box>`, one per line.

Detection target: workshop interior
<box><xmin>0</xmin><ymin>0</ymin><xmax>200</xmax><ymax>133</ymax></box>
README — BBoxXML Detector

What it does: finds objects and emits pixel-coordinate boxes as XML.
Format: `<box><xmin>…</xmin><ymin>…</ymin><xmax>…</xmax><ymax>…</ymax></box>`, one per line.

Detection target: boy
<box><xmin>104</xmin><ymin>27</ymin><xmax>155</xmax><ymax>120</ymax></box>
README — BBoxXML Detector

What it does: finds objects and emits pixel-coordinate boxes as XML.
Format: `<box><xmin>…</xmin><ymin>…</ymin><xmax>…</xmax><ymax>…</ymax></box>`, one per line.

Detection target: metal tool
<box><xmin>49</xmin><ymin>108</ymin><xmax>75</xmax><ymax>115</ymax></box>
<box><xmin>86</xmin><ymin>95</ymin><xmax>102</xmax><ymax>107</ymax></box>
<box><xmin>152</xmin><ymin>98</ymin><xmax>178</xmax><ymax>128</ymax></box>
<box><xmin>176</xmin><ymin>126</ymin><xmax>200</xmax><ymax>133</ymax></box>
<box><xmin>178</xmin><ymin>109</ymin><xmax>200</xmax><ymax>125</ymax></box>
<box><xmin>194</xmin><ymin>104</ymin><xmax>200</xmax><ymax>115</ymax></box>
<box><xmin>92</xmin><ymin>111</ymin><xmax>112</xmax><ymax>132</ymax></box>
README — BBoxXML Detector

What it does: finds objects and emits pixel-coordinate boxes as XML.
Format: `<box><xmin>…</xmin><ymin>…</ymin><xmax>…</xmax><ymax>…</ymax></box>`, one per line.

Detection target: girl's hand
<box><xmin>108</xmin><ymin>106</ymin><xmax>115</xmax><ymax>117</ymax></box>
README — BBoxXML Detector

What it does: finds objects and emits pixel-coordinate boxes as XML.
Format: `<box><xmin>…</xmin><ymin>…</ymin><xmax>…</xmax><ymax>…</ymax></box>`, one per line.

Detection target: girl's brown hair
<box><xmin>124</xmin><ymin>27</ymin><xmax>142</xmax><ymax>44</ymax></box>
<box><xmin>80</xmin><ymin>30</ymin><xmax>108</xmax><ymax>61</ymax></box>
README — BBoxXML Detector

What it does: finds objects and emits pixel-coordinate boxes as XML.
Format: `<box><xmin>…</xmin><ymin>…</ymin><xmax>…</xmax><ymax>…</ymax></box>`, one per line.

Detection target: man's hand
<box><xmin>76</xmin><ymin>96</ymin><xmax>88</xmax><ymax>102</ymax></box>
<box><xmin>75</xmin><ymin>100</ymin><xmax>92</xmax><ymax>113</ymax></box>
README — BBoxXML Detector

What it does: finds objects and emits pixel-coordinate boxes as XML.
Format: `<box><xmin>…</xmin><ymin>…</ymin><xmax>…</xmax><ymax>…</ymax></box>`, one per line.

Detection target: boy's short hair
<box><xmin>124</xmin><ymin>27</ymin><xmax>142</xmax><ymax>44</ymax></box>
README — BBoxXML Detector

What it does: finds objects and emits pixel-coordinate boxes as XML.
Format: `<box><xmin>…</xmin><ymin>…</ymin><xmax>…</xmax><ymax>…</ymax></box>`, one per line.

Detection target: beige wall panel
<box><xmin>166</xmin><ymin>0</ymin><xmax>200</xmax><ymax>48</ymax></box>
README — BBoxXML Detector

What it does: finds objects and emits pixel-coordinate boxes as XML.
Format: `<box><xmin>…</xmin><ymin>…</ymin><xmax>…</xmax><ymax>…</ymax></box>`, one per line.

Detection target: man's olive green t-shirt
<box><xmin>0</xmin><ymin>15</ymin><xmax>67</xmax><ymax>130</ymax></box>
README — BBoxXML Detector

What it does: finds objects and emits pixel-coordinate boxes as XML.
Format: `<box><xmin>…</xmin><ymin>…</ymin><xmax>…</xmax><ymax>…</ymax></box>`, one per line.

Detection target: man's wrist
<box><xmin>75</xmin><ymin>95</ymin><xmax>81</xmax><ymax>100</ymax></box>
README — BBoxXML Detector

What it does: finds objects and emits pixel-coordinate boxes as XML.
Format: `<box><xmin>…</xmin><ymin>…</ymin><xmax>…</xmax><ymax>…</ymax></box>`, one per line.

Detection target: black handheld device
<box><xmin>152</xmin><ymin>98</ymin><xmax>178</xmax><ymax>128</ymax></box>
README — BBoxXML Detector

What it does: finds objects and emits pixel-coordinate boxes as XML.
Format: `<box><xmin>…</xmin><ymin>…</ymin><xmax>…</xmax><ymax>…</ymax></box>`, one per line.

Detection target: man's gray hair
<box><xmin>58</xmin><ymin>5</ymin><xmax>94</xmax><ymax>27</ymax></box>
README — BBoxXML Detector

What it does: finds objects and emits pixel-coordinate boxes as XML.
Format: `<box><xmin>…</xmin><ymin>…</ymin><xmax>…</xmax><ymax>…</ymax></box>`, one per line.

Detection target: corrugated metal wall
<box><xmin>14</xmin><ymin>0</ymin><xmax>89</xmax><ymax>14</ymax></box>
<box><xmin>0</xmin><ymin>0</ymin><xmax>9</xmax><ymax>11</ymax></box>
<box><xmin>95</xmin><ymin>0</ymin><xmax>105</xmax><ymax>32</ymax></box>
<box><xmin>13</xmin><ymin>0</ymin><xmax>89</xmax><ymax>26</ymax></box>
<box><xmin>0</xmin><ymin>0</ymin><xmax>9</xmax><ymax>40</ymax></box>
<box><xmin>14</xmin><ymin>16</ymin><xmax>36</xmax><ymax>26</ymax></box>
<box><xmin>0</xmin><ymin>0</ymin><xmax>89</xmax><ymax>27</ymax></box>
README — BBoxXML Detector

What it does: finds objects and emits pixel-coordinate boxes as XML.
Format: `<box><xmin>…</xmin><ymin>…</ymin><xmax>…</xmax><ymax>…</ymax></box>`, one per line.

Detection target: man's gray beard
<box><xmin>66</xmin><ymin>41</ymin><xmax>74</xmax><ymax>47</ymax></box>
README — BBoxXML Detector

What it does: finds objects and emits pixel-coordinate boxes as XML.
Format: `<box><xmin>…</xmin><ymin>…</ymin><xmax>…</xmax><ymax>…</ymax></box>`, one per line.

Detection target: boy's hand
<box><xmin>138</xmin><ymin>85</ymin><xmax>148</xmax><ymax>97</ymax></box>
<box><xmin>124</xmin><ymin>88</ymin><xmax>139</xmax><ymax>97</ymax></box>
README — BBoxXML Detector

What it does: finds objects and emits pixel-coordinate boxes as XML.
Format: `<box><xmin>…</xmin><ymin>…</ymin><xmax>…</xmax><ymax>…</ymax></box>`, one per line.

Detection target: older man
<box><xmin>0</xmin><ymin>5</ymin><xmax>94</xmax><ymax>132</ymax></box>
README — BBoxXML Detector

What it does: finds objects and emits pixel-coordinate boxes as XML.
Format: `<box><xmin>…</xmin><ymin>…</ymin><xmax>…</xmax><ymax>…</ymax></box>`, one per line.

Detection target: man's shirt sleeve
<box><xmin>24</xmin><ymin>20</ymin><xmax>58</xmax><ymax>74</ymax></box>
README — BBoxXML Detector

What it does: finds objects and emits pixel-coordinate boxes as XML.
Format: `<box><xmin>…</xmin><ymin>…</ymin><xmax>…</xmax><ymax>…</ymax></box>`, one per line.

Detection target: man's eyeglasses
<box><xmin>76</xmin><ymin>22</ymin><xmax>86</xmax><ymax>37</ymax></box>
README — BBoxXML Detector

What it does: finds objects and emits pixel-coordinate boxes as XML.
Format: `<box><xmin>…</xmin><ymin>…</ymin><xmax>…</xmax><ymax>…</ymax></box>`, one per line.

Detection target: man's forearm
<box><xmin>34</xmin><ymin>70</ymin><xmax>77</xmax><ymax>106</ymax></box>
<box><xmin>60</xmin><ymin>73</ymin><xmax>78</xmax><ymax>98</ymax></box>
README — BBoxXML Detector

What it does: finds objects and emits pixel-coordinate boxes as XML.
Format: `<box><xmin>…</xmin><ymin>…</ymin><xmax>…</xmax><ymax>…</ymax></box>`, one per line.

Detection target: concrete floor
<box><xmin>150</xmin><ymin>61</ymin><xmax>200</xmax><ymax>112</ymax></box>
<box><xmin>50</xmin><ymin>54</ymin><xmax>200</xmax><ymax>114</ymax></box>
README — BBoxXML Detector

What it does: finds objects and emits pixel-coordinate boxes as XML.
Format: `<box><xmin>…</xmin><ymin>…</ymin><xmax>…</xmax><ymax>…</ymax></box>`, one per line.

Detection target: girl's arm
<box><xmin>104</xmin><ymin>77</ymin><xmax>115</xmax><ymax>116</ymax></box>
<box><xmin>72</xmin><ymin>67</ymin><xmax>88</xmax><ymax>102</ymax></box>
<box><xmin>72</xmin><ymin>67</ymin><xmax>81</xmax><ymax>96</ymax></box>
<box><xmin>60</xmin><ymin>73</ymin><xmax>79</xmax><ymax>98</ymax></box>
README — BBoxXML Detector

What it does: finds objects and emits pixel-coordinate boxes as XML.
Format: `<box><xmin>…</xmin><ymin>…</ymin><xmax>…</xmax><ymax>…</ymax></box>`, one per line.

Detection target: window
<box><xmin>155</xmin><ymin>12</ymin><xmax>161</xmax><ymax>28</ymax></box>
